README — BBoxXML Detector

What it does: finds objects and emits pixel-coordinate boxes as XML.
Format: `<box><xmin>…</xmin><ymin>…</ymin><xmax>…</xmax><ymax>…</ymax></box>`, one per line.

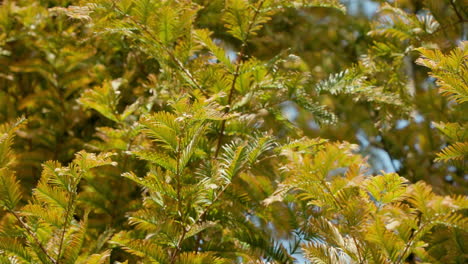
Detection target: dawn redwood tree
<box><xmin>0</xmin><ymin>0</ymin><xmax>466</xmax><ymax>263</ymax></box>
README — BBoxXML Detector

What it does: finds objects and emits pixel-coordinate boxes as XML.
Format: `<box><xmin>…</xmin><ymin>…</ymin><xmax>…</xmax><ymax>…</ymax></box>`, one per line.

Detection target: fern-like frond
<box><xmin>434</xmin><ymin>142</ymin><xmax>468</xmax><ymax>162</ymax></box>
<box><xmin>294</xmin><ymin>92</ymin><xmax>337</xmax><ymax>125</ymax></box>
<box><xmin>219</xmin><ymin>141</ymin><xmax>248</xmax><ymax>184</ymax></box>
<box><xmin>110</xmin><ymin>232</ymin><xmax>169</xmax><ymax>264</ymax></box>
<box><xmin>78</xmin><ymin>80</ymin><xmax>122</xmax><ymax>122</ymax></box>
<box><xmin>234</xmin><ymin>225</ymin><xmax>295</xmax><ymax>263</ymax></box>
<box><xmin>0</xmin><ymin>117</ymin><xmax>26</xmax><ymax>168</ymax></box>
<box><xmin>194</xmin><ymin>29</ymin><xmax>234</xmax><ymax>71</ymax></box>
<box><xmin>365</xmin><ymin>173</ymin><xmax>408</xmax><ymax>205</ymax></box>
<box><xmin>303</xmin><ymin>242</ymin><xmax>352</xmax><ymax>264</ymax></box>
<box><xmin>21</xmin><ymin>204</ymin><xmax>64</xmax><ymax>227</ymax></box>
<box><xmin>132</xmin><ymin>150</ymin><xmax>177</xmax><ymax>173</ymax></box>
<box><xmin>433</xmin><ymin>122</ymin><xmax>468</xmax><ymax>142</ymax></box>
<box><xmin>140</xmin><ymin>112</ymin><xmax>180</xmax><ymax>151</ymax></box>
<box><xmin>176</xmin><ymin>252</ymin><xmax>229</xmax><ymax>264</ymax></box>
<box><xmin>315</xmin><ymin>69</ymin><xmax>403</xmax><ymax>106</ymax></box>
<box><xmin>61</xmin><ymin>218</ymin><xmax>88</xmax><ymax>264</ymax></box>
<box><xmin>0</xmin><ymin>238</ymin><xmax>34</xmax><ymax>263</ymax></box>
<box><xmin>122</xmin><ymin>170</ymin><xmax>176</xmax><ymax>206</ymax></box>
<box><xmin>72</xmin><ymin>151</ymin><xmax>116</xmax><ymax>172</ymax></box>
<box><xmin>245</xmin><ymin>134</ymin><xmax>276</xmax><ymax>166</ymax></box>
<box><xmin>366</xmin><ymin>217</ymin><xmax>405</xmax><ymax>262</ymax></box>
<box><xmin>406</xmin><ymin>181</ymin><xmax>436</xmax><ymax>217</ymax></box>
<box><xmin>369</xmin><ymin>3</ymin><xmax>434</xmax><ymax>41</ymax></box>
<box><xmin>273</xmin><ymin>0</ymin><xmax>346</xmax><ymax>12</ymax></box>
<box><xmin>79</xmin><ymin>250</ymin><xmax>111</xmax><ymax>264</ymax></box>
<box><xmin>178</xmin><ymin>123</ymin><xmax>206</xmax><ymax>170</ymax></box>
<box><xmin>416</xmin><ymin>42</ymin><xmax>468</xmax><ymax>104</ymax></box>
<box><xmin>223</xmin><ymin>0</ymin><xmax>272</xmax><ymax>42</ymax></box>
<box><xmin>128</xmin><ymin>208</ymin><xmax>163</xmax><ymax>233</ymax></box>
<box><xmin>0</xmin><ymin>170</ymin><xmax>22</xmax><ymax>211</ymax></box>
<box><xmin>33</xmin><ymin>181</ymin><xmax>69</xmax><ymax>210</ymax></box>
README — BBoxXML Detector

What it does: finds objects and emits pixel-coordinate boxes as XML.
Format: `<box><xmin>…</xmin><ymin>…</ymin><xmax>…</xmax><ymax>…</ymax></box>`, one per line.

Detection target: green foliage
<box><xmin>417</xmin><ymin>42</ymin><xmax>468</xmax><ymax>168</ymax></box>
<box><xmin>417</xmin><ymin>42</ymin><xmax>468</xmax><ymax>104</ymax></box>
<box><xmin>0</xmin><ymin>120</ymin><xmax>114</xmax><ymax>263</ymax></box>
<box><xmin>0</xmin><ymin>0</ymin><xmax>467</xmax><ymax>263</ymax></box>
<box><xmin>266</xmin><ymin>141</ymin><xmax>467</xmax><ymax>263</ymax></box>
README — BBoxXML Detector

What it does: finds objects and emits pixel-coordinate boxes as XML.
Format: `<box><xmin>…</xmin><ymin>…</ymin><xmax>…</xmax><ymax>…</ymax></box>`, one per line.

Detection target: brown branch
<box><xmin>214</xmin><ymin>0</ymin><xmax>267</xmax><ymax>157</ymax></box>
<box><xmin>10</xmin><ymin>210</ymin><xmax>57</xmax><ymax>264</ymax></box>
<box><xmin>450</xmin><ymin>0</ymin><xmax>465</xmax><ymax>23</ymax></box>
<box><xmin>396</xmin><ymin>221</ymin><xmax>426</xmax><ymax>264</ymax></box>
<box><xmin>195</xmin><ymin>0</ymin><xmax>270</xmax><ymax>253</ymax></box>
<box><xmin>169</xmin><ymin>227</ymin><xmax>188</xmax><ymax>264</ymax></box>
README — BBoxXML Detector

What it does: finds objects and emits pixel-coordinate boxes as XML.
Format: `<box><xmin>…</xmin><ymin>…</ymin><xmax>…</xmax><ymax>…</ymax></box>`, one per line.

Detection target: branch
<box><xmin>56</xmin><ymin>187</ymin><xmax>77</xmax><ymax>264</ymax></box>
<box><xmin>396</xmin><ymin>220</ymin><xmax>426</xmax><ymax>264</ymax></box>
<box><xmin>169</xmin><ymin>128</ymin><xmax>185</xmax><ymax>263</ymax></box>
<box><xmin>10</xmin><ymin>210</ymin><xmax>57</xmax><ymax>264</ymax></box>
<box><xmin>214</xmin><ymin>0</ymin><xmax>267</xmax><ymax>157</ymax></box>
<box><xmin>450</xmin><ymin>0</ymin><xmax>465</xmax><ymax>23</ymax></box>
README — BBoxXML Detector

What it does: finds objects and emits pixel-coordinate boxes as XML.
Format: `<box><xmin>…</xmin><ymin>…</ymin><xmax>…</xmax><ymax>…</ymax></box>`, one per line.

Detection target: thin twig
<box><xmin>194</xmin><ymin>0</ymin><xmax>269</xmax><ymax>252</ymax></box>
<box><xmin>396</xmin><ymin>222</ymin><xmax>426</xmax><ymax>264</ymax></box>
<box><xmin>214</xmin><ymin>0</ymin><xmax>267</xmax><ymax>157</ymax></box>
<box><xmin>56</xmin><ymin>188</ymin><xmax>77</xmax><ymax>264</ymax></box>
<box><xmin>449</xmin><ymin>0</ymin><xmax>465</xmax><ymax>23</ymax></box>
<box><xmin>170</xmin><ymin>227</ymin><xmax>188</xmax><ymax>264</ymax></box>
<box><xmin>169</xmin><ymin>133</ymin><xmax>184</xmax><ymax>264</ymax></box>
<box><xmin>10</xmin><ymin>210</ymin><xmax>57</xmax><ymax>264</ymax></box>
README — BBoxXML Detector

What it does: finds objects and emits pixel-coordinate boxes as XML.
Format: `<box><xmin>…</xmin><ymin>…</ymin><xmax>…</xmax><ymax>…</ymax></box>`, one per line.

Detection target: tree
<box><xmin>0</xmin><ymin>0</ymin><xmax>466</xmax><ymax>263</ymax></box>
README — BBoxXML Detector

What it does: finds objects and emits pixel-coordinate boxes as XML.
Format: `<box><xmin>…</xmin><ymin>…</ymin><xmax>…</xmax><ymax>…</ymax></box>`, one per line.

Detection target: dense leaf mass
<box><xmin>0</xmin><ymin>0</ymin><xmax>467</xmax><ymax>263</ymax></box>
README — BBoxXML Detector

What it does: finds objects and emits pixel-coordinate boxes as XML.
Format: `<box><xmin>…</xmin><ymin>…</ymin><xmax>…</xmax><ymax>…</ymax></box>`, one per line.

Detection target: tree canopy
<box><xmin>0</xmin><ymin>0</ymin><xmax>467</xmax><ymax>263</ymax></box>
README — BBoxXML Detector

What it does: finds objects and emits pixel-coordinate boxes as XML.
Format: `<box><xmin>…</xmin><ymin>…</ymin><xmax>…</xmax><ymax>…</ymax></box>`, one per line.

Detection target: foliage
<box><xmin>0</xmin><ymin>0</ymin><xmax>467</xmax><ymax>263</ymax></box>
<box><xmin>416</xmin><ymin>43</ymin><xmax>467</xmax><ymax>170</ymax></box>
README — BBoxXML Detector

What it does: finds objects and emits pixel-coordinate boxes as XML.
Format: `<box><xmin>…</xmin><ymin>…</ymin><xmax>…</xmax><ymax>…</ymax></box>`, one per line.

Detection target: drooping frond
<box><xmin>0</xmin><ymin>170</ymin><xmax>22</xmax><ymax>211</ymax></box>
<box><xmin>432</xmin><ymin>122</ymin><xmax>468</xmax><ymax>142</ymax></box>
<box><xmin>0</xmin><ymin>238</ymin><xmax>34</xmax><ymax>263</ymax></box>
<box><xmin>110</xmin><ymin>231</ymin><xmax>169</xmax><ymax>264</ymax></box>
<box><xmin>434</xmin><ymin>142</ymin><xmax>468</xmax><ymax>162</ymax></box>
<box><xmin>416</xmin><ymin>42</ymin><xmax>468</xmax><ymax>166</ymax></box>
<box><xmin>0</xmin><ymin>117</ymin><xmax>26</xmax><ymax>168</ymax></box>
<box><xmin>314</xmin><ymin>69</ymin><xmax>403</xmax><ymax>106</ymax></box>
